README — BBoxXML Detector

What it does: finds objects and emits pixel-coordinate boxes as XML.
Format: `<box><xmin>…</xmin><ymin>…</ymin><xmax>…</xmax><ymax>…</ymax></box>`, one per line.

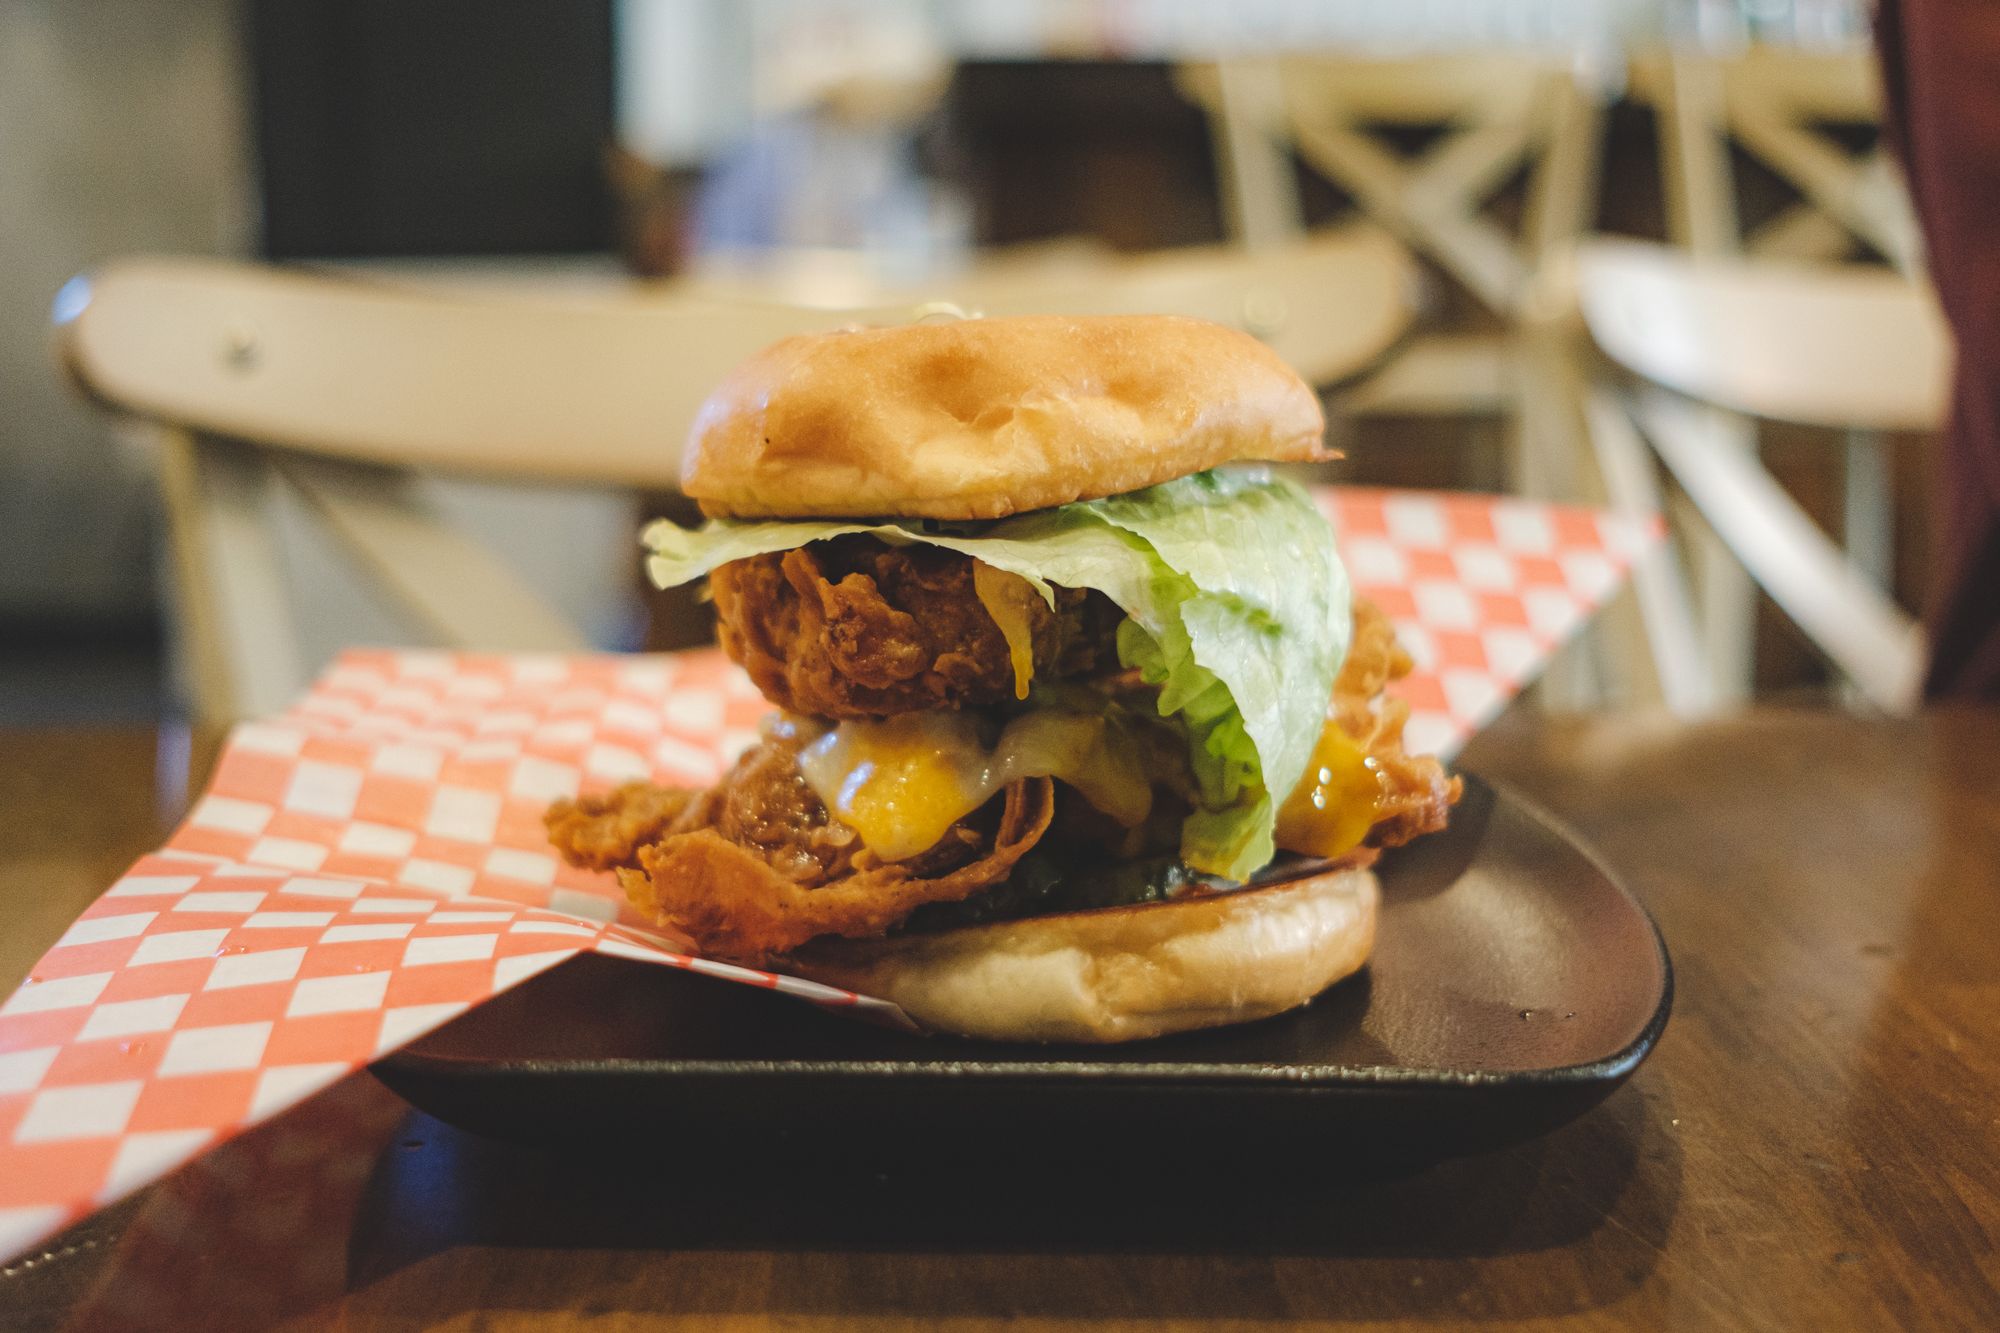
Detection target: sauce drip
<box><xmin>971</xmin><ymin>562</ymin><xmax>1039</xmax><ymax>700</ymax></box>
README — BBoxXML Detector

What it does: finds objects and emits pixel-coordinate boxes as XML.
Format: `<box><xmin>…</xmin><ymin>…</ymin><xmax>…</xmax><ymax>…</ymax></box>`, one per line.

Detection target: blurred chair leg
<box><xmin>1582</xmin><ymin>388</ymin><xmax>1711</xmax><ymax>715</ymax></box>
<box><xmin>1634</xmin><ymin>387</ymin><xmax>1924</xmax><ymax>712</ymax></box>
<box><xmin>1511</xmin><ymin>72</ymin><xmax>1606</xmax><ymax>711</ymax></box>
<box><xmin>1681</xmin><ymin>407</ymin><xmax>1761</xmax><ymax>707</ymax></box>
<box><xmin>1512</xmin><ymin>322</ymin><xmax>1603</xmax><ymax>708</ymax></box>
<box><xmin>273</xmin><ymin>455</ymin><xmax>590</xmax><ymax>653</ymax></box>
<box><xmin>1842</xmin><ymin>428</ymin><xmax>1895</xmax><ymax>591</ymax></box>
<box><xmin>1505</xmin><ymin>333</ymin><xmax>1553</xmax><ymax>500</ymax></box>
<box><xmin>1654</xmin><ymin>56</ymin><xmax>1758</xmax><ymax>706</ymax></box>
<box><xmin>1837</xmin><ymin>428</ymin><xmax>1897</xmax><ymax>710</ymax></box>
<box><xmin>154</xmin><ymin>428</ymin><xmax>306</xmax><ymax>726</ymax></box>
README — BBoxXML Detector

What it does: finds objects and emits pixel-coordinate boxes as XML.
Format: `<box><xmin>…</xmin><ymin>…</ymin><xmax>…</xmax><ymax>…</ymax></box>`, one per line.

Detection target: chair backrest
<box><xmin>59</xmin><ymin>231</ymin><xmax>1417</xmax><ymax>722</ymax></box>
<box><xmin>1570</xmin><ymin>239</ymin><xmax>1942</xmax><ymax>713</ymax></box>
<box><xmin>1178</xmin><ymin>56</ymin><xmax>1604</xmax><ymax>317</ymax></box>
<box><xmin>1573</xmin><ymin>239</ymin><xmax>1949</xmax><ymax>430</ymax></box>
<box><xmin>64</xmin><ymin>230</ymin><xmax>1413</xmax><ymax>482</ymax></box>
<box><xmin>1634</xmin><ymin>48</ymin><xmax>1922</xmax><ymax>275</ymax></box>
<box><xmin>62</xmin><ymin>261</ymin><xmax>857</xmax><ymax>488</ymax></box>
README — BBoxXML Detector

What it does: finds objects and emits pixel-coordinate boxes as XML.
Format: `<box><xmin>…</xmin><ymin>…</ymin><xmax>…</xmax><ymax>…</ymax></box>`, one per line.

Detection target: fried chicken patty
<box><xmin>548</xmin><ymin>598</ymin><xmax>1458</xmax><ymax>965</ymax></box>
<box><xmin>710</xmin><ymin>537</ymin><xmax>1124</xmax><ymax>718</ymax></box>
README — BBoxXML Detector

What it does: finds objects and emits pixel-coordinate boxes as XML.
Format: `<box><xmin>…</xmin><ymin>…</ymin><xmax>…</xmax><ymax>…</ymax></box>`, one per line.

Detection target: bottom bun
<box><xmin>787</xmin><ymin>863</ymin><xmax>1379</xmax><ymax>1043</ymax></box>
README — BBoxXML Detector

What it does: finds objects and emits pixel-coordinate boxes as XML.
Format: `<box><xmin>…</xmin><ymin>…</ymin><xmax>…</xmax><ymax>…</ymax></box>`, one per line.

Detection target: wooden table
<box><xmin>3</xmin><ymin>709</ymin><xmax>1997</xmax><ymax>1329</ymax></box>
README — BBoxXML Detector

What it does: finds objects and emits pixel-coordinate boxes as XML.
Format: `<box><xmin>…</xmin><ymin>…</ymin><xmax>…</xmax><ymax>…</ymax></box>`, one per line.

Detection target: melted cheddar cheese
<box><xmin>1273</xmin><ymin>718</ymin><xmax>1378</xmax><ymax>858</ymax></box>
<box><xmin>796</xmin><ymin>709</ymin><xmax>1149</xmax><ymax>862</ymax></box>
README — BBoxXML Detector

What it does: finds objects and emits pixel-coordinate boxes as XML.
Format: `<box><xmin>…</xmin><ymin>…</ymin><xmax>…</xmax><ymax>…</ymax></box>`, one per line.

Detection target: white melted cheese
<box><xmin>796</xmin><ymin>710</ymin><xmax>1151</xmax><ymax>862</ymax></box>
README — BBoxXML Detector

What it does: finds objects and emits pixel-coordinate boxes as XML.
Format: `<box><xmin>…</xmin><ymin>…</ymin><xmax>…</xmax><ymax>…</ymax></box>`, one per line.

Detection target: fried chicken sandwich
<box><xmin>548</xmin><ymin>313</ymin><xmax>1458</xmax><ymax>1042</ymax></box>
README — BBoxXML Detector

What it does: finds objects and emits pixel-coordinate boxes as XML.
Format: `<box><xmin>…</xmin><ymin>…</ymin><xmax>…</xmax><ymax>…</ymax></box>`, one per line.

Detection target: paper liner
<box><xmin>0</xmin><ymin>487</ymin><xmax>1658</xmax><ymax>1262</ymax></box>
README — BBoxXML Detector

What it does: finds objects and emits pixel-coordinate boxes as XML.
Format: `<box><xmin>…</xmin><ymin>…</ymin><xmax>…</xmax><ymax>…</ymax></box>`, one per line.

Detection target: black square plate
<box><xmin>376</xmin><ymin>776</ymin><xmax>1670</xmax><ymax>1174</ymax></box>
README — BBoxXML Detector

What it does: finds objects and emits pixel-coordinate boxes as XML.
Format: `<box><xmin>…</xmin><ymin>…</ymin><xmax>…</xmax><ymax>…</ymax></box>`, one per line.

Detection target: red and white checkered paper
<box><xmin>0</xmin><ymin>488</ymin><xmax>1655</xmax><ymax>1262</ymax></box>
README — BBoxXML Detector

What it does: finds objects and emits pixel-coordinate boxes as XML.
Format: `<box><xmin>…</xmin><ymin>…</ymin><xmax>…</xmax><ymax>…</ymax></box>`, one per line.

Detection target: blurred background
<box><xmin>6</xmin><ymin>0</ymin><xmax>1935</xmax><ymax>728</ymax></box>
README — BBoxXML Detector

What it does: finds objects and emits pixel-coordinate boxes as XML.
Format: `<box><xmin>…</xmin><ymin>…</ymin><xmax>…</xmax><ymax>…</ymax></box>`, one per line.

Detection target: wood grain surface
<box><xmin>2</xmin><ymin>709</ymin><xmax>1997</xmax><ymax>1330</ymax></box>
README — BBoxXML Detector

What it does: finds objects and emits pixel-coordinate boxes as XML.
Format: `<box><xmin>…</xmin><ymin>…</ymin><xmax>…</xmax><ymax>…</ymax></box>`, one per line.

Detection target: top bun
<box><xmin>681</xmin><ymin>314</ymin><xmax>1327</xmax><ymax>520</ymax></box>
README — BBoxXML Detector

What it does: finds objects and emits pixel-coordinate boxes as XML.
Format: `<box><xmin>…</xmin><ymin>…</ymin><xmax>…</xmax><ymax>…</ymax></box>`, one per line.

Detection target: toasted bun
<box><xmin>682</xmin><ymin>314</ymin><xmax>1327</xmax><ymax>520</ymax></box>
<box><xmin>788</xmin><ymin>863</ymin><xmax>1377</xmax><ymax>1043</ymax></box>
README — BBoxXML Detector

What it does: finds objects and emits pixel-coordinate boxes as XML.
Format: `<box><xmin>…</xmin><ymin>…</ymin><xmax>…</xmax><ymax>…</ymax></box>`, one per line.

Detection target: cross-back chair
<box><xmin>1636</xmin><ymin>47</ymin><xmax>1920</xmax><ymax>274</ymax></box>
<box><xmin>1630</xmin><ymin>48</ymin><xmax>1926</xmax><ymax>698</ymax></box>
<box><xmin>1175</xmin><ymin>56</ymin><xmax>1604</xmax><ymax>450</ymax></box>
<box><xmin>1571</xmin><ymin>239</ymin><xmax>1948</xmax><ymax>712</ymax></box>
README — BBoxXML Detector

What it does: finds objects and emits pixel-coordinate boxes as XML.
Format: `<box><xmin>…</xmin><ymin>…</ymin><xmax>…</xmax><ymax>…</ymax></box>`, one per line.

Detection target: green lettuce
<box><xmin>641</xmin><ymin>468</ymin><xmax>1349</xmax><ymax>880</ymax></box>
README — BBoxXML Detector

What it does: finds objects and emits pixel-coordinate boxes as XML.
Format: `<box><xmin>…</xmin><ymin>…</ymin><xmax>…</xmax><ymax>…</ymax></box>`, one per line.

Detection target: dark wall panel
<box><xmin>250</xmin><ymin>0</ymin><xmax>616</xmax><ymax>257</ymax></box>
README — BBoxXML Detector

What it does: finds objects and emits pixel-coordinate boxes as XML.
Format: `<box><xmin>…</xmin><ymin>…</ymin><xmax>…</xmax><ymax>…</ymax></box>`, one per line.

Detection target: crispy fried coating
<box><xmin>546</xmin><ymin>729</ymin><xmax>1056</xmax><ymax>964</ymax></box>
<box><xmin>709</xmin><ymin>537</ymin><xmax>1122</xmax><ymax>718</ymax></box>
<box><xmin>1333</xmin><ymin>599</ymin><xmax>1462</xmax><ymax>849</ymax></box>
<box><xmin>623</xmin><ymin>777</ymin><xmax>1054</xmax><ymax>964</ymax></box>
<box><xmin>546</xmin><ymin>733</ymin><xmax>867</xmax><ymax>884</ymax></box>
<box><xmin>542</xmin><ymin>783</ymin><xmax>698</xmax><ymax>872</ymax></box>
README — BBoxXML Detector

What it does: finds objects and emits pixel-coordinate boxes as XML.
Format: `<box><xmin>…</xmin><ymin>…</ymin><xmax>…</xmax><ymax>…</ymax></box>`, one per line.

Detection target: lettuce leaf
<box><xmin>641</xmin><ymin>469</ymin><xmax>1348</xmax><ymax>881</ymax></box>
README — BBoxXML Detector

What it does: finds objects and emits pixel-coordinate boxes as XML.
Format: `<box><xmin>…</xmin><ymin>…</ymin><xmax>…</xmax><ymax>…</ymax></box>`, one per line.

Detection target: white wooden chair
<box><xmin>1178</xmin><ymin>55</ymin><xmax>1616</xmax><ymax>708</ymax></box>
<box><xmin>1636</xmin><ymin>47</ymin><xmax>1921</xmax><ymax>275</ymax></box>
<box><xmin>57</xmin><ymin>230</ymin><xmax>1416</xmax><ymax>724</ymax></box>
<box><xmin>1175</xmin><ymin>56</ymin><xmax>1604</xmax><ymax>461</ymax></box>
<box><xmin>1633</xmin><ymin>48</ymin><xmax>1924</xmax><ymax>698</ymax></box>
<box><xmin>1571</xmin><ymin>239</ymin><xmax>1948</xmax><ymax>712</ymax></box>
